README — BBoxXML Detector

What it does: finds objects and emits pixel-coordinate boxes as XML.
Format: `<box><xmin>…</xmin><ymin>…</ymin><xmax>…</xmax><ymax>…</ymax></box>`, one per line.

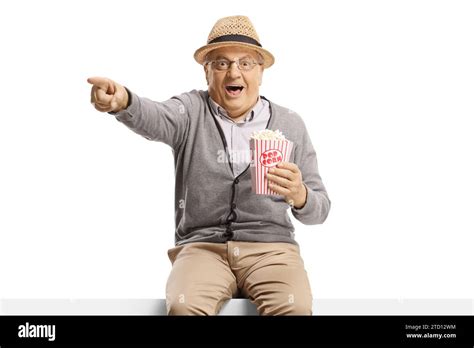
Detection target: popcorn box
<box><xmin>250</xmin><ymin>138</ymin><xmax>293</xmax><ymax>195</ymax></box>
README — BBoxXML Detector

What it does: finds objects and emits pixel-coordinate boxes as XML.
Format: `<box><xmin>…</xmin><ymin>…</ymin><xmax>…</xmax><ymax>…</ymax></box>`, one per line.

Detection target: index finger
<box><xmin>276</xmin><ymin>161</ymin><xmax>300</xmax><ymax>173</ymax></box>
<box><xmin>87</xmin><ymin>76</ymin><xmax>114</xmax><ymax>93</ymax></box>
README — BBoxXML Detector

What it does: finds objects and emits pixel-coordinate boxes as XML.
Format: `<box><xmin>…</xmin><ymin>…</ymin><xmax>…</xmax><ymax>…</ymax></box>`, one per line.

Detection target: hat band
<box><xmin>208</xmin><ymin>34</ymin><xmax>262</xmax><ymax>47</ymax></box>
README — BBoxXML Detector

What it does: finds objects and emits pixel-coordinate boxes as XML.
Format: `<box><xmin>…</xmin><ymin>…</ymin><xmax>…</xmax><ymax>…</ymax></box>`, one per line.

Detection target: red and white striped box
<box><xmin>250</xmin><ymin>138</ymin><xmax>294</xmax><ymax>195</ymax></box>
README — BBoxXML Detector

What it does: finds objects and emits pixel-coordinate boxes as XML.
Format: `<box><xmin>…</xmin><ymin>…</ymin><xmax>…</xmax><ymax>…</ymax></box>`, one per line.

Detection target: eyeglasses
<box><xmin>206</xmin><ymin>58</ymin><xmax>262</xmax><ymax>71</ymax></box>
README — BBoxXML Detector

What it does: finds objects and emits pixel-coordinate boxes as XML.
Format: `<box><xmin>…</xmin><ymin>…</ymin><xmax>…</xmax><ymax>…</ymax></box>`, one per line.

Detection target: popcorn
<box><xmin>250</xmin><ymin>129</ymin><xmax>286</xmax><ymax>141</ymax></box>
<box><xmin>249</xmin><ymin>129</ymin><xmax>293</xmax><ymax>195</ymax></box>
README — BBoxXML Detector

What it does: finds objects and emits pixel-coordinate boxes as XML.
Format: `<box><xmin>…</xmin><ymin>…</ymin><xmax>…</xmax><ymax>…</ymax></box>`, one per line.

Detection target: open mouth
<box><xmin>225</xmin><ymin>85</ymin><xmax>244</xmax><ymax>97</ymax></box>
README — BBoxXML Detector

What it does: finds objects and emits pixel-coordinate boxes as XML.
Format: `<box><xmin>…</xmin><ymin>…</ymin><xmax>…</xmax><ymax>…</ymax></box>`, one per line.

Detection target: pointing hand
<box><xmin>87</xmin><ymin>76</ymin><xmax>129</xmax><ymax>113</ymax></box>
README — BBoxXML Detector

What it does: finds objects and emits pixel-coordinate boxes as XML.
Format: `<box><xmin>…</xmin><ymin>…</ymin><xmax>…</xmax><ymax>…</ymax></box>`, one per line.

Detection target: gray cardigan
<box><xmin>114</xmin><ymin>89</ymin><xmax>330</xmax><ymax>246</ymax></box>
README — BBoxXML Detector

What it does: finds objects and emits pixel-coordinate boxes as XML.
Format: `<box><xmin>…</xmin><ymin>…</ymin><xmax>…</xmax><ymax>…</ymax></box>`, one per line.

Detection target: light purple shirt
<box><xmin>209</xmin><ymin>97</ymin><xmax>271</xmax><ymax>177</ymax></box>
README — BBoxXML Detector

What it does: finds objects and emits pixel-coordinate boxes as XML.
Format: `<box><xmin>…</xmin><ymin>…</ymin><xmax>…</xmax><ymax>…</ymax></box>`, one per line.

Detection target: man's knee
<box><xmin>258</xmin><ymin>293</ymin><xmax>313</xmax><ymax>315</ymax></box>
<box><xmin>166</xmin><ymin>295</ymin><xmax>219</xmax><ymax>315</ymax></box>
<box><xmin>167</xmin><ymin>301</ymin><xmax>209</xmax><ymax>315</ymax></box>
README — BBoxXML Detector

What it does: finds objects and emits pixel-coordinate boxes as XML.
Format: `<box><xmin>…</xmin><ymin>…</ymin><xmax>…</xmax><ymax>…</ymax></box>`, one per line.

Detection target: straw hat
<box><xmin>194</xmin><ymin>15</ymin><xmax>275</xmax><ymax>68</ymax></box>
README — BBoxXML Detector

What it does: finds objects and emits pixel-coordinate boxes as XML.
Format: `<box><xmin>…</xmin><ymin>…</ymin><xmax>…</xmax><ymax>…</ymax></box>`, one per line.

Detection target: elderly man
<box><xmin>87</xmin><ymin>15</ymin><xmax>330</xmax><ymax>315</ymax></box>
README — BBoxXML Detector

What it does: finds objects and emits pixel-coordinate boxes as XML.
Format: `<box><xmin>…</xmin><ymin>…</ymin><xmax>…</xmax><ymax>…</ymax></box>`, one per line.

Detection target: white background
<box><xmin>0</xmin><ymin>0</ymin><xmax>473</xmax><ymax>301</ymax></box>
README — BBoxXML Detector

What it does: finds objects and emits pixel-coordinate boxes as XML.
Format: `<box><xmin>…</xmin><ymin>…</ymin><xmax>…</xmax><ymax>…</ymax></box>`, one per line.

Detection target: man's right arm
<box><xmin>87</xmin><ymin>76</ymin><xmax>189</xmax><ymax>150</ymax></box>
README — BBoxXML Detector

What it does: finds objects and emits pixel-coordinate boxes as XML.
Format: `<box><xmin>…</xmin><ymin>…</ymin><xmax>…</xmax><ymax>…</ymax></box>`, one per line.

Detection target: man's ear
<box><xmin>258</xmin><ymin>66</ymin><xmax>264</xmax><ymax>86</ymax></box>
<box><xmin>204</xmin><ymin>65</ymin><xmax>210</xmax><ymax>85</ymax></box>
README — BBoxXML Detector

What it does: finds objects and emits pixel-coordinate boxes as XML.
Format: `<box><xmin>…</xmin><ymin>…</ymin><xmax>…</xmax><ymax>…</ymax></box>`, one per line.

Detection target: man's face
<box><xmin>205</xmin><ymin>46</ymin><xmax>264</xmax><ymax>119</ymax></box>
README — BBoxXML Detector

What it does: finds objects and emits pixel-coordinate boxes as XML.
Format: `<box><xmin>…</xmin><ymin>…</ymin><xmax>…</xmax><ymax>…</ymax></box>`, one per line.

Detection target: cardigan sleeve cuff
<box><xmin>291</xmin><ymin>183</ymin><xmax>329</xmax><ymax>225</ymax></box>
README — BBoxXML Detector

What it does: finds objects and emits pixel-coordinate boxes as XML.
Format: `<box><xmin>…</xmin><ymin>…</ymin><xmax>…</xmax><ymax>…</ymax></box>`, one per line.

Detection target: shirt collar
<box><xmin>209</xmin><ymin>96</ymin><xmax>264</xmax><ymax>124</ymax></box>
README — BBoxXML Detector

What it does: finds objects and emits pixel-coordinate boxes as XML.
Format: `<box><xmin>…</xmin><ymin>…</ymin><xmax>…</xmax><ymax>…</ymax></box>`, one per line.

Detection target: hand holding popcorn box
<box><xmin>250</xmin><ymin>129</ymin><xmax>294</xmax><ymax>195</ymax></box>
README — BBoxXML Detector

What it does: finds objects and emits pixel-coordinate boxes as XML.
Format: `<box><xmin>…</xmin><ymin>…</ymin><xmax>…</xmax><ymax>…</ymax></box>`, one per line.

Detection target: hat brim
<box><xmin>194</xmin><ymin>42</ymin><xmax>274</xmax><ymax>69</ymax></box>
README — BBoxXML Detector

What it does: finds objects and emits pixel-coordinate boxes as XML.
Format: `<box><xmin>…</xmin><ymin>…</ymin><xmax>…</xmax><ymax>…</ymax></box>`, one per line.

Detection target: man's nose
<box><xmin>227</xmin><ymin>62</ymin><xmax>242</xmax><ymax>79</ymax></box>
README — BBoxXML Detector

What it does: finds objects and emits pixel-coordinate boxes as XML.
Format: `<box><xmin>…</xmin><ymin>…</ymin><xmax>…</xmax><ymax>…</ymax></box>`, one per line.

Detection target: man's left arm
<box><xmin>266</xmin><ymin>124</ymin><xmax>330</xmax><ymax>225</ymax></box>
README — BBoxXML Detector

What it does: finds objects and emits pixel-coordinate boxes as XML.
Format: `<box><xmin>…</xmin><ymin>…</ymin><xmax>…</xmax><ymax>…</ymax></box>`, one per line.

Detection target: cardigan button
<box><xmin>234</xmin><ymin>178</ymin><xmax>239</xmax><ymax>184</ymax></box>
<box><xmin>224</xmin><ymin>229</ymin><xmax>233</xmax><ymax>239</ymax></box>
<box><xmin>226</xmin><ymin>210</ymin><xmax>236</xmax><ymax>222</ymax></box>
<box><xmin>231</xmin><ymin>203</ymin><xmax>236</xmax><ymax>209</ymax></box>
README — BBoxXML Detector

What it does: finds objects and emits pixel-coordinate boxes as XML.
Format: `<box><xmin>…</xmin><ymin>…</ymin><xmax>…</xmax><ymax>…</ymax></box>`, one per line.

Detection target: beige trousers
<box><xmin>165</xmin><ymin>241</ymin><xmax>313</xmax><ymax>315</ymax></box>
